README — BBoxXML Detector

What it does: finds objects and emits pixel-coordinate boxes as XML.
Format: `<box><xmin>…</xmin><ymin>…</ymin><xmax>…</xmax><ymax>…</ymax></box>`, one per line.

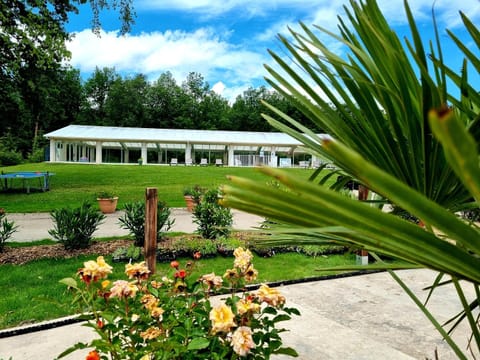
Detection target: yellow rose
<box><xmin>236</xmin><ymin>298</ymin><xmax>260</xmax><ymax>315</ymax></box>
<box><xmin>256</xmin><ymin>284</ymin><xmax>285</xmax><ymax>307</ymax></box>
<box><xmin>233</xmin><ymin>248</ymin><xmax>253</xmax><ymax>272</ymax></box>
<box><xmin>209</xmin><ymin>304</ymin><xmax>236</xmax><ymax>334</ymax></box>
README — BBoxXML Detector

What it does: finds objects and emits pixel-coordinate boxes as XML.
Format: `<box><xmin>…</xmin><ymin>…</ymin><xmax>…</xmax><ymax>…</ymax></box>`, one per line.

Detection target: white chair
<box><xmin>170</xmin><ymin>158</ymin><xmax>178</xmax><ymax>166</ymax></box>
<box><xmin>185</xmin><ymin>159</ymin><xmax>193</xmax><ymax>166</ymax></box>
<box><xmin>215</xmin><ymin>159</ymin><xmax>223</xmax><ymax>166</ymax></box>
<box><xmin>200</xmin><ymin>158</ymin><xmax>208</xmax><ymax>166</ymax></box>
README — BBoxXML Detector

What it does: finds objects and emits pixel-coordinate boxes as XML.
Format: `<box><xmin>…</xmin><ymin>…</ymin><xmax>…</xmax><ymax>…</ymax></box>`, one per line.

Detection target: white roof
<box><xmin>45</xmin><ymin>125</ymin><xmax>305</xmax><ymax>147</ymax></box>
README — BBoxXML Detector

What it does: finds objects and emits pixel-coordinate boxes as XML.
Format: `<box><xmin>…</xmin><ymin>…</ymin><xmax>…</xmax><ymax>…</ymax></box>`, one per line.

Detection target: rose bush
<box><xmin>58</xmin><ymin>248</ymin><xmax>299</xmax><ymax>359</ymax></box>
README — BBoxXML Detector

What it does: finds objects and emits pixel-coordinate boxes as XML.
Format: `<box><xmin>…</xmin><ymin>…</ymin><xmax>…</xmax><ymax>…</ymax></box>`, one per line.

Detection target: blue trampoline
<box><xmin>0</xmin><ymin>171</ymin><xmax>54</xmax><ymax>193</ymax></box>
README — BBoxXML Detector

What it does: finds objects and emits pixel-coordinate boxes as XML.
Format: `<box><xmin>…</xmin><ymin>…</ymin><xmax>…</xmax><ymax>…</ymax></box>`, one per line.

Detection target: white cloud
<box><xmin>66</xmin><ymin>0</ymin><xmax>479</xmax><ymax>103</ymax></box>
<box><xmin>137</xmin><ymin>0</ymin><xmax>321</xmax><ymax>18</ymax></box>
<box><xmin>66</xmin><ymin>27</ymin><xmax>269</xmax><ymax>101</ymax></box>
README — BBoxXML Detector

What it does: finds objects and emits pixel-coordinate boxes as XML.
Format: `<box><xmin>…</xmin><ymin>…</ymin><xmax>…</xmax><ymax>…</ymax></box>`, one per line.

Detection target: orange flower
<box><xmin>170</xmin><ymin>260</ymin><xmax>179</xmax><ymax>269</ymax></box>
<box><xmin>140</xmin><ymin>326</ymin><xmax>162</xmax><ymax>340</ymax></box>
<box><xmin>125</xmin><ymin>261</ymin><xmax>150</xmax><ymax>280</ymax></box>
<box><xmin>78</xmin><ymin>256</ymin><xmax>112</xmax><ymax>283</ymax></box>
<box><xmin>244</xmin><ymin>265</ymin><xmax>258</xmax><ymax>282</ymax></box>
<box><xmin>174</xmin><ymin>269</ymin><xmax>186</xmax><ymax>279</ymax></box>
<box><xmin>86</xmin><ymin>350</ymin><xmax>100</xmax><ymax>360</ymax></box>
<box><xmin>223</xmin><ymin>268</ymin><xmax>238</xmax><ymax>280</ymax></box>
<box><xmin>141</xmin><ymin>294</ymin><xmax>159</xmax><ymax>310</ymax></box>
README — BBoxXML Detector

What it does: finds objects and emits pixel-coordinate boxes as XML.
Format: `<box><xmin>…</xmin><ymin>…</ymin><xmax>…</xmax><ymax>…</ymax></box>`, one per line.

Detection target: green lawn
<box><xmin>0</xmin><ymin>162</ymin><xmax>352</xmax><ymax>331</ymax></box>
<box><xmin>0</xmin><ymin>251</ymin><xmax>357</xmax><ymax>329</ymax></box>
<box><xmin>0</xmin><ymin>163</ymin><xmax>316</xmax><ymax>213</ymax></box>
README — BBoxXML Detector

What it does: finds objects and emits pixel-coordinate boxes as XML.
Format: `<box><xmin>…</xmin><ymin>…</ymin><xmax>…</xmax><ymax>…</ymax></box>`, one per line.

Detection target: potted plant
<box><xmin>182</xmin><ymin>185</ymin><xmax>204</xmax><ymax>212</ymax></box>
<box><xmin>96</xmin><ymin>191</ymin><xmax>118</xmax><ymax>214</ymax></box>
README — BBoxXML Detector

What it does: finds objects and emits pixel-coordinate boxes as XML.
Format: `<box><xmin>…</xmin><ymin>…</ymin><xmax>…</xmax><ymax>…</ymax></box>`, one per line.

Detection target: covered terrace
<box><xmin>44</xmin><ymin>125</ymin><xmax>323</xmax><ymax>167</ymax></box>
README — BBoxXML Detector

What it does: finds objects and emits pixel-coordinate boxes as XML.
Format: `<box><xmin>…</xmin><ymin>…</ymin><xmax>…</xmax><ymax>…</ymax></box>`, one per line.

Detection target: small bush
<box><xmin>119</xmin><ymin>200</ymin><xmax>175</xmax><ymax>247</ymax></box>
<box><xmin>49</xmin><ymin>202</ymin><xmax>106</xmax><ymax>250</ymax></box>
<box><xmin>112</xmin><ymin>244</ymin><xmax>142</xmax><ymax>262</ymax></box>
<box><xmin>193</xmin><ymin>188</ymin><xmax>233</xmax><ymax>240</ymax></box>
<box><xmin>0</xmin><ymin>209</ymin><xmax>18</xmax><ymax>252</ymax></box>
<box><xmin>0</xmin><ymin>150</ymin><xmax>23</xmax><ymax>166</ymax></box>
<box><xmin>27</xmin><ymin>148</ymin><xmax>45</xmax><ymax>163</ymax></box>
<box><xmin>170</xmin><ymin>236</ymin><xmax>218</xmax><ymax>258</ymax></box>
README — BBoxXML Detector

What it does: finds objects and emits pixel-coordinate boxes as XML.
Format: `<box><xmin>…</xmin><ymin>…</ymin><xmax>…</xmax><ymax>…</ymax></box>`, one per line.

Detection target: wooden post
<box><xmin>357</xmin><ymin>184</ymin><xmax>369</xmax><ymax>264</ymax></box>
<box><xmin>144</xmin><ymin>187</ymin><xmax>158</xmax><ymax>275</ymax></box>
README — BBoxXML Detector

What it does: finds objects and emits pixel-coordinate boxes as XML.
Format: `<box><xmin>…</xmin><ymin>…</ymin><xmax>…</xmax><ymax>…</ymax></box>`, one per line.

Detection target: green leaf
<box><xmin>272</xmin><ymin>314</ymin><xmax>291</xmax><ymax>323</ymax></box>
<box><xmin>187</xmin><ymin>337</ymin><xmax>210</xmax><ymax>351</ymax></box>
<box><xmin>273</xmin><ymin>347</ymin><xmax>299</xmax><ymax>357</ymax></box>
<box><xmin>59</xmin><ymin>277</ymin><xmax>78</xmax><ymax>289</ymax></box>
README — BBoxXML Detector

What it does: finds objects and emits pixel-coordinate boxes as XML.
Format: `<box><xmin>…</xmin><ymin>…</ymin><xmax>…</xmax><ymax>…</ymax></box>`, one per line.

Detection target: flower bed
<box><xmin>59</xmin><ymin>248</ymin><xmax>299</xmax><ymax>359</ymax></box>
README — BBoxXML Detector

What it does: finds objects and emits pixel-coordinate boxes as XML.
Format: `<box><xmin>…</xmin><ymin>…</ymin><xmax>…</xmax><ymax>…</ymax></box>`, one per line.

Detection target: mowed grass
<box><xmin>0</xmin><ymin>252</ymin><xmax>357</xmax><ymax>329</ymax></box>
<box><xmin>0</xmin><ymin>163</ymin><xmax>316</xmax><ymax>213</ymax></box>
<box><xmin>0</xmin><ymin>162</ymin><xmax>353</xmax><ymax>330</ymax></box>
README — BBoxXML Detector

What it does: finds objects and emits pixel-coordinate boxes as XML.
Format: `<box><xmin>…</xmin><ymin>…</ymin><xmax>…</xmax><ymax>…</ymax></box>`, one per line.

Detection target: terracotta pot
<box><xmin>97</xmin><ymin>197</ymin><xmax>118</xmax><ymax>214</ymax></box>
<box><xmin>184</xmin><ymin>195</ymin><xmax>197</xmax><ymax>212</ymax></box>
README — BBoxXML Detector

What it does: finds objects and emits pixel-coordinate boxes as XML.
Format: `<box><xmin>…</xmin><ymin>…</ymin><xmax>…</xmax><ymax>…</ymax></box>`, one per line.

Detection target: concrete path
<box><xmin>7</xmin><ymin>208</ymin><xmax>265</xmax><ymax>242</ymax></box>
<box><xmin>0</xmin><ymin>269</ymin><xmax>477</xmax><ymax>359</ymax></box>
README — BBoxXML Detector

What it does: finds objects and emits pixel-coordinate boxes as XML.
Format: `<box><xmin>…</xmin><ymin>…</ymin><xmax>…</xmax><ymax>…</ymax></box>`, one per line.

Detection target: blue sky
<box><xmin>65</xmin><ymin>0</ymin><xmax>480</xmax><ymax>101</ymax></box>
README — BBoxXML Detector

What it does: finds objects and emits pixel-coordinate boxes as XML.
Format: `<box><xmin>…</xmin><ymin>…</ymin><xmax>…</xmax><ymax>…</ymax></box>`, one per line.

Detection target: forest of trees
<box><xmin>0</xmin><ymin>65</ymin><xmax>315</xmax><ymax>164</ymax></box>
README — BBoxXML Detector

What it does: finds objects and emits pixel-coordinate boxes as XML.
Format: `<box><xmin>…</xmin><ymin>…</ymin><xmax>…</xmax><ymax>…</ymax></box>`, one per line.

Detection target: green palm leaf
<box><xmin>221</xmin><ymin>0</ymin><xmax>480</xmax><ymax>357</ymax></box>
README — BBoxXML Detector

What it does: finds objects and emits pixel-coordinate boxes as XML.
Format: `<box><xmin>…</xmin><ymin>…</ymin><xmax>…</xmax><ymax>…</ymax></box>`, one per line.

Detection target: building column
<box><xmin>124</xmin><ymin>149</ymin><xmax>129</xmax><ymax>163</ymax></box>
<box><xmin>228</xmin><ymin>145</ymin><xmax>235</xmax><ymax>166</ymax></box>
<box><xmin>95</xmin><ymin>141</ymin><xmax>103</xmax><ymax>164</ymax></box>
<box><xmin>270</xmin><ymin>147</ymin><xmax>277</xmax><ymax>167</ymax></box>
<box><xmin>141</xmin><ymin>143</ymin><xmax>148</xmax><ymax>164</ymax></box>
<box><xmin>49</xmin><ymin>140</ymin><xmax>56</xmax><ymax>162</ymax></box>
<box><xmin>185</xmin><ymin>143</ymin><xmax>192</xmax><ymax>164</ymax></box>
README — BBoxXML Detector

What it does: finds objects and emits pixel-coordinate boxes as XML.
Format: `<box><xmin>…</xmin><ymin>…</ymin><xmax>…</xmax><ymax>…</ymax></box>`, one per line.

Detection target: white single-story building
<box><xmin>44</xmin><ymin>125</ymin><xmax>324</xmax><ymax>167</ymax></box>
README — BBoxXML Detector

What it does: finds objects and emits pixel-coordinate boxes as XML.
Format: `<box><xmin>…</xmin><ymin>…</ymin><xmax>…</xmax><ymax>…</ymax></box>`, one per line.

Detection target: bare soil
<box><xmin>0</xmin><ymin>240</ymin><xmax>134</xmax><ymax>265</ymax></box>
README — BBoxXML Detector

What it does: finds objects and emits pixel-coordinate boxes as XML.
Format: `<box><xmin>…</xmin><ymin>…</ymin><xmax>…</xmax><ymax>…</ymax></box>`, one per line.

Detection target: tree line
<box><xmin>0</xmin><ymin>65</ymin><xmax>315</xmax><ymax>164</ymax></box>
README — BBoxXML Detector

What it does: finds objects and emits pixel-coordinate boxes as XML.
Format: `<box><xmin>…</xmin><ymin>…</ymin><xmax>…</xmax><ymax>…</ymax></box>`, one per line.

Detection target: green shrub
<box><xmin>0</xmin><ymin>150</ymin><xmax>23</xmax><ymax>166</ymax></box>
<box><xmin>170</xmin><ymin>236</ymin><xmax>219</xmax><ymax>257</ymax></box>
<box><xmin>193</xmin><ymin>188</ymin><xmax>233</xmax><ymax>240</ymax></box>
<box><xmin>118</xmin><ymin>200</ymin><xmax>175</xmax><ymax>247</ymax></box>
<box><xmin>49</xmin><ymin>202</ymin><xmax>106</xmax><ymax>250</ymax></box>
<box><xmin>0</xmin><ymin>209</ymin><xmax>18</xmax><ymax>252</ymax></box>
<box><xmin>27</xmin><ymin>148</ymin><xmax>45</xmax><ymax>163</ymax></box>
<box><xmin>112</xmin><ymin>244</ymin><xmax>142</xmax><ymax>262</ymax></box>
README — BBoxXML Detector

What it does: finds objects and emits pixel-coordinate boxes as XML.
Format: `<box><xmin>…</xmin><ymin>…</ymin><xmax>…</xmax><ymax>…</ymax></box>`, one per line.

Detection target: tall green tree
<box><xmin>0</xmin><ymin>66</ymin><xmax>82</xmax><ymax>156</ymax></box>
<box><xmin>104</xmin><ymin>74</ymin><xmax>148</xmax><ymax>127</ymax></box>
<box><xmin>230</xmin><ymin>87</ymin><xmax>273</xmax><ymax>132</ymax></box>
<box><xmin>178</xmin><ymin>72</ymin><xmax>210</xmax><ymax>129</ymax></box>
<box><xmin>78</xmin><ymin>67</ymin><xmax>120</xmax><ymax>125</ymax></box>
<box><xmin>145</xmin><ymin>72</ymin><xmax>183</xmax><ymax>128</ymax></box>
<box><xmin>0</xmin><ymin>0</ymin><xmax>134</xmax><ymax>157</ymax></box>
<box><xmin>1</xmin><ymin>0</ymin><xmax>134</xmax><ymax>81</ymax></box>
